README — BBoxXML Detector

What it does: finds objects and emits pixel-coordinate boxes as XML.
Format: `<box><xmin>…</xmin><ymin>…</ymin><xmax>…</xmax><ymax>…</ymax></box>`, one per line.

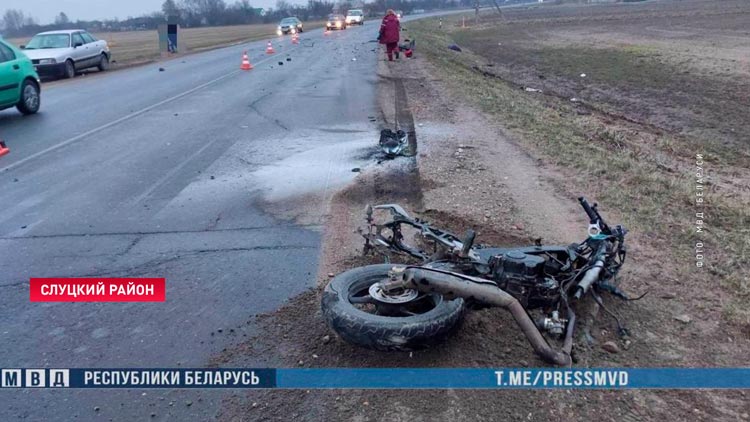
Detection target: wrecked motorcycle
<box><xmin>321</xmin><ymin>198</ymin><xmax>628</xmax><ymax>366</ymax></box>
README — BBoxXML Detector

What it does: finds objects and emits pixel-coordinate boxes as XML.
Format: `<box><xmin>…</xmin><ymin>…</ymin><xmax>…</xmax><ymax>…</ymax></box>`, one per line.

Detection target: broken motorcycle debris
<box><xmin>378</xmin><ymin>129</ymin><xmax>408</xmax><ymax>158</ymax></box>
<box><xmin>322</xmin><ymin>198</ymin><xmax>631</xmax><ymax>366</ymax></box>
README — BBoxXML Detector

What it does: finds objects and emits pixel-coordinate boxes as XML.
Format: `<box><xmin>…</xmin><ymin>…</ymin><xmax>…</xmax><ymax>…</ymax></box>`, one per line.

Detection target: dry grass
<box><xmin>408</xmin><ymin>3</ymin><xmax>750</xmax><ymax>327</ymax></box>
<box><xmin>8</xmin><ymin>22</ymin><xmax>325</xmax><ymax>67</ymax></box>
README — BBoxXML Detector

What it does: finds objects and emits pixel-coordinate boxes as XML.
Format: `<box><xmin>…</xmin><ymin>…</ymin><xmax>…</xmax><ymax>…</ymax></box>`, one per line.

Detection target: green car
<box><xmin>0</xmin><ymin>37</ymin><xmax>41</xmax><ymax>115</ymax></box>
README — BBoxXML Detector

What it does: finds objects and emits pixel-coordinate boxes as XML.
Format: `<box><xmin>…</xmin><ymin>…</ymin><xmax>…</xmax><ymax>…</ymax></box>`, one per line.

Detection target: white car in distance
<box><xmin>345</xmin><ymin>10</ymin><xmax>365</xmax><ymax>26</ymax></box>
<box><xmin>22</xmin><ymin>29</ymin><xmax>111</xmax><ymax>79</ymax></box>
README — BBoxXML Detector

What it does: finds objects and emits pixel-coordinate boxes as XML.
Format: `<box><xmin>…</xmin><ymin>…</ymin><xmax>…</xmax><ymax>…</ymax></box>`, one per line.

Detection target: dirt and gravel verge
<box><xmin>214</xmin><ymin>2</ymin><xmax>749</xmax><ymax>420</ymax></box>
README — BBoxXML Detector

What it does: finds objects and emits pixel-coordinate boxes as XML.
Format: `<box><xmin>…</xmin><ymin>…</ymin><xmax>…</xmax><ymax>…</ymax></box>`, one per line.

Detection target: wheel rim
<box><xmin>23</xmin><ymin>84</ymin><xmax>39</xmax><ymax>110</ymax></box>
<box><xmin>346</xmin><ymin>274</ymin><xmax>441</xmax><ymax>317</ymax></box>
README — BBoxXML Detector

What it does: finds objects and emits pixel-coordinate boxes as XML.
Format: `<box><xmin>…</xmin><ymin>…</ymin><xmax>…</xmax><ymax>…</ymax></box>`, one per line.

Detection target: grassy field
<box><xmin>409</xmin><ymin>0</ymin><xmax>750</xmax><ymax>327</ymax></box>
<box><xmin>9</xmin><ymin>21</ymin><xmax>325</xmax><ymax>67</ymax></box>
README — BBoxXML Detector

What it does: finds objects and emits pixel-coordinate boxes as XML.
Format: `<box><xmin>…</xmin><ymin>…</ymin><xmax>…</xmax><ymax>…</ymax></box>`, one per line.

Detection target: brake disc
<box><xmin>369</xmin><ymin>282</ymin><xmax>419</xmax><ymax>304</ymax></box>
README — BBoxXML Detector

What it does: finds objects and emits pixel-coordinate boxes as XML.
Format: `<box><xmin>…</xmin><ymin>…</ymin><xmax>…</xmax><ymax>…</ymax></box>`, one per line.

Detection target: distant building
<box><xmin>253</xmin><ymin>8</ymin><xmax>267</xmax><ymax>17</ymax></box>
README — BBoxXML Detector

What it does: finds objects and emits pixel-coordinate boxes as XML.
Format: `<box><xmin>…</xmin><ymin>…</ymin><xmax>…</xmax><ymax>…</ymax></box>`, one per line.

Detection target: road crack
<box><xmin>247</xmin><ymin>92</ymin><xmax>290</xmax><ymax>131</ymax></box>
<box><xmin>0</xmin><ymin>224</ymin><xmax>320</xmax><ymax>241</ymax></box>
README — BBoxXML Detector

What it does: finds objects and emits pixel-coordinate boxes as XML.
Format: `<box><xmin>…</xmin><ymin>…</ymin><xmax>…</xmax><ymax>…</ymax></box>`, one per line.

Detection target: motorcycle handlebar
<box><xmin>578</xmin><ymin>196</ymin><xmax>611</xmax><ymax>234</ymax></box>
<box><xmin>578</xmin><ymin>197</ymin><xmax>598</xmax><ymax>224</ymax></box>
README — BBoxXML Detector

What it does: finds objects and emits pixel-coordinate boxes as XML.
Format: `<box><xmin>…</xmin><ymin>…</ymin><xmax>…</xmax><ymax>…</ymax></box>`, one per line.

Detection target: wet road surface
<box><xmin>0</xmin><ymin>22</ymin><xmax>382</xmax><ymax>421</ymax></box>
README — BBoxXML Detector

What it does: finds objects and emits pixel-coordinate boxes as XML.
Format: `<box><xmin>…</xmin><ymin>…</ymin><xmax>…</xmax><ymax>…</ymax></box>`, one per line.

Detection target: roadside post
<box><xmin>158</xmin><ymin>17</ymin><xmax>180</xmax><ymax>56</ymax></box>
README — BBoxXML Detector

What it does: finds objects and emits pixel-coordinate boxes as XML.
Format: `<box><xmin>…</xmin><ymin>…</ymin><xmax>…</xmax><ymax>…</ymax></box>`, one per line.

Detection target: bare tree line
<box><xmin>1</xmin><ymin>0</ymin><xmax>510</xmax><ymax>37</ymax></box>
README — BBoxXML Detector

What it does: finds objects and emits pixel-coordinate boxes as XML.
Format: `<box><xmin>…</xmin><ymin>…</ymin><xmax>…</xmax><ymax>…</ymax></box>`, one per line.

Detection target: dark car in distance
<box><xmin>326</xmin><ymin>14</ymin><xmax>347</xmax><ymax>30</ymax></box>
<box><xmin>277</xmin><ymin>17</ymin><xmax>303</xmax><ymax>35</ymax></box>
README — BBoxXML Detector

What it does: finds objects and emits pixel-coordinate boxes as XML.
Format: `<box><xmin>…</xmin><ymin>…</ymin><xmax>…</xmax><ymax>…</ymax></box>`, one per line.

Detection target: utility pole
<box><xmin>475</xmin><ymin>0</ymin><xmax>480</xmax><ymax>25</ymax></box>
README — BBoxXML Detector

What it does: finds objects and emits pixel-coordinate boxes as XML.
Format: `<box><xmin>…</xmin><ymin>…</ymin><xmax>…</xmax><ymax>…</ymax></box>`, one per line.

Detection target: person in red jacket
<box><xmin>379</xmin><ymin>9</ymin><xmax>401</xmax><ymax>61</ymax></box>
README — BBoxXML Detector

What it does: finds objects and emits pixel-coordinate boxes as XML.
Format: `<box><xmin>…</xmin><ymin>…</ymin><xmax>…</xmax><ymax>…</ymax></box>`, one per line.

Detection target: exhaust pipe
<box><xmin>387</xmin><ymin>267</ymin><xmax>572</xmax><ymax>366</ymax></box>
<box><xmin>574</xmin><ymin>260</ymin><xmax>604</xmax><ymax>300</ymax></box>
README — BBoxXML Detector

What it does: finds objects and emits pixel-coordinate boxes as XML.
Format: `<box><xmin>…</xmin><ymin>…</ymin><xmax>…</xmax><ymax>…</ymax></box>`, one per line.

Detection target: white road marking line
<box><xmin>0</xmin><ymin>47</ymin><xmax>300</xmax><ymax>174</ymax></box>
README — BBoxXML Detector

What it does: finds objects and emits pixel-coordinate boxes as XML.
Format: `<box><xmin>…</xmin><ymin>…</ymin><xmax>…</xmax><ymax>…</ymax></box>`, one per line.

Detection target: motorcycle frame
<box><xmin>360</xmin><ymin>200</ymin><xmax>627</xmax><ymax>366</ymax></box>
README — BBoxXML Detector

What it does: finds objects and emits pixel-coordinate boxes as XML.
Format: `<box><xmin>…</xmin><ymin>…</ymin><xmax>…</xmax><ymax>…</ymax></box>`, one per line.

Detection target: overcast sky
<box><xmin>2</xmin><ymin>0</ymin><xmax>295</xmax><ymax>24</ymax></box>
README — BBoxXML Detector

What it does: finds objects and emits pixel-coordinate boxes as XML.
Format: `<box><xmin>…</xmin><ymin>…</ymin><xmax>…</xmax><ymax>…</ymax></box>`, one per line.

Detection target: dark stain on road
<box><xmin>393</xmin><ymin>78</ymin><xmax>418</xmax><ymax>154</ymax></box>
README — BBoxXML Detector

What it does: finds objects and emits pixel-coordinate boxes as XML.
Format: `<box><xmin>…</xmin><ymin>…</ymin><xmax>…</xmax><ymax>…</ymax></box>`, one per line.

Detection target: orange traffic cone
<box><xmin>240</xmin><ymin>51</ymin><xmax>253</xmax><ymax>70</ymax></box>
<box><xmin>0</xmin><ymin>140</ymin><xmax>9</xmax><ymax>158</ymax></box>
<box><xmin>266</xmin><ymin>41</ymin><xmax>275</xmax><ymax>54</ymax></box>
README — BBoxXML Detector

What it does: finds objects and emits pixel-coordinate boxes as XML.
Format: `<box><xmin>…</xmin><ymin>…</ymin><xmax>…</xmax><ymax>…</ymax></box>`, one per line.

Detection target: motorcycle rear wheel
<box><xmin>321</xmin><ymin>264</ymin><xmax>465</xmax><ymax>351</ymax></box>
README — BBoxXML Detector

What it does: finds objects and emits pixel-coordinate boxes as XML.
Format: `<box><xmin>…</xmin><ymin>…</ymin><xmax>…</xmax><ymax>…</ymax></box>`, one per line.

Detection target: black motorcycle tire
<box><xmin>321</xmin><ymin>264</ymin><xmax>465</xmax><ymax>351</ymax></box>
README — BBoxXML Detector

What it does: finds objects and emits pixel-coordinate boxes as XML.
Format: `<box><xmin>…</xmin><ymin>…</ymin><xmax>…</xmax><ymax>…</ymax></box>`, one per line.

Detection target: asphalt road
<box><xmin>0</xmin><ymin>20</ymin><xmax>385</xmax><ymax>421</ymax></box>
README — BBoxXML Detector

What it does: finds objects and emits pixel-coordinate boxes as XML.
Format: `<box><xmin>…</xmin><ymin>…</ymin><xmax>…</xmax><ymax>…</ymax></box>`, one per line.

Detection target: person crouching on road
<box><xmin>379</xmin><ymin>9</ymin><xmax>401</xmax><ymax>61</ymax></box>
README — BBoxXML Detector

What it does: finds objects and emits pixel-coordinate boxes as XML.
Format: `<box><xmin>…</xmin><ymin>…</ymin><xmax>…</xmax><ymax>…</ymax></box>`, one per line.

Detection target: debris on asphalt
<box><xmin>674</xmin><ymin>314</ymin><xmax>692</xmax><ymax>324</ymax></box>
<box><xmin>570</xmin><ymin>97</ymin><xmax>580</xmax><ymax>102</ymax></box>
<box><xmin>448</xmin><ymin>44</ymin><xmax>462</xmax><ymax>52</ymax></box>
<box><xmin>158</xmin><ymin>67</ymin><xmax>165</xmax><ymax>72</ymax></box>
<box><xmin>286</xmin><ymin>57</ymin><xmax>291</xmax><ymax>61</ymax></box>
<box><xmin>278</xmin><ymin>61</ymin><xmax>284</xmax><ymax>66</ymax></box>
<box><xmin>602</xmin><ymin>341</ymin><xmax>620</xmax><ymax>354</ymax></box>
<box><xmin>580</xmin><ymin>73</ymin><xmax>587</xmax><ymax>78</ymax></box>
<box><xmin>322</xmin><ymin>335</ymin><xmax>331</xmax><ymax>344</ymax></box>
<box><xmin>523</xmin><ymin>87</ymin><xmax>542</xmax><ymax>93</ymax></box>
<box><xmin>352</xmin><ymin>57</ymin><xmax>357</xmax><ymax>61</ymax></box>
<box><xmin>351</xmin><ymin>167</ymin><xmax>361</xmax><ymax>172</ymax></box>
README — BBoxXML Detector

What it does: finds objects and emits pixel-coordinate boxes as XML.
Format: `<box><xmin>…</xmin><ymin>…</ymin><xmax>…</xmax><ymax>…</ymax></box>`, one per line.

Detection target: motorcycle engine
<box><xmin>490</xmin><ymin>251</ymin><xmax>559</xmax><ymax>308</ymax></box>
